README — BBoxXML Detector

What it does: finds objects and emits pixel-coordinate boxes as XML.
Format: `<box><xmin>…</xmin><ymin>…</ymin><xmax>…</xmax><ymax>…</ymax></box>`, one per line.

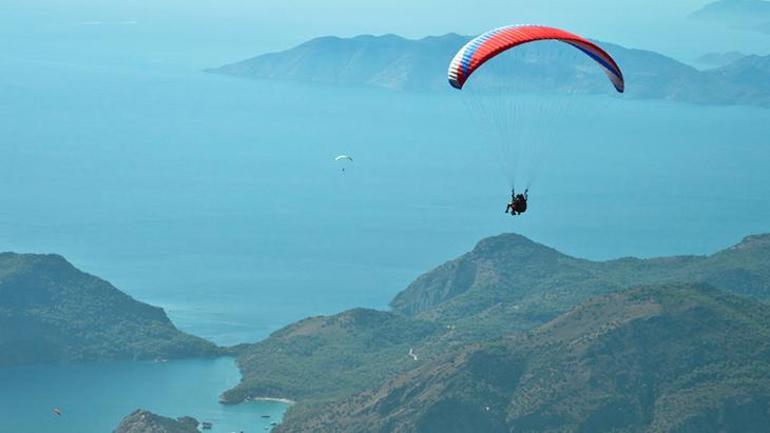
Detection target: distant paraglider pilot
<box><xmin>505</xmin><ymin>189</ymin><xmax>528</xmax><ymax>216</ymax></box>
<box><xmin>335</xmin><ymin>155</ymin><xmax>353</xmax><ymax>172</ymax></box>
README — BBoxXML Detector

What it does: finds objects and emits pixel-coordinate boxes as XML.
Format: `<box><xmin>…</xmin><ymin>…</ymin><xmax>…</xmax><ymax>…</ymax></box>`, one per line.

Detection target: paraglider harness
<box><xmin>505</xmin><ymin>188</ymin><xmax>528</xmax><ymax>216</ymax></box>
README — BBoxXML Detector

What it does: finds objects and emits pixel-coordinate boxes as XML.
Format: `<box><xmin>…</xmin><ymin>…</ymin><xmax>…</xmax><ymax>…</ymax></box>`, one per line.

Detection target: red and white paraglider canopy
<box><xmin>448</xmin><ymin>25</ymin><xmax>624</xmax><ymax>93</ymax></box>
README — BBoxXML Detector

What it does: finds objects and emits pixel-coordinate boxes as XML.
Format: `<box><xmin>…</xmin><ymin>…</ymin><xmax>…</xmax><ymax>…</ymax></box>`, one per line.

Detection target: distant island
<box><xmin>0</xmin><ymin>253</ymin><xmax>222</xmax><ymax>366</ymax></box>
<box><xmin>691</xmin><ymin>0</ymin><xmax>770</xmax><ymax>32</ymax></box>
<box><xmin>222</xmin><ymin>233</ymin><xmax>770</xmax><ymax>432</ymax></box>
<box><xmin>113</xmin><ymin>409</ymin><xmax>199</xmax><ymax>433</ymax></box>
<box><xmin>208</xmin><ymin>33</ymin><xmax>770</xmax><ymax>107</ymax></box>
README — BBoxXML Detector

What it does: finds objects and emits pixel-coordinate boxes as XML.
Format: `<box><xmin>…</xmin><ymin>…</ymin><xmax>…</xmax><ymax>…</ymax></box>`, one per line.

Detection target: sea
<box><xmin>1</xmin><ymin>9</ymin><xmax>770</xmax><ymax>433</ymax></box>
<box><xmin>0</xmin><ymin>358</ymin><xmax>287</xmax><ymax>433</ymax></box>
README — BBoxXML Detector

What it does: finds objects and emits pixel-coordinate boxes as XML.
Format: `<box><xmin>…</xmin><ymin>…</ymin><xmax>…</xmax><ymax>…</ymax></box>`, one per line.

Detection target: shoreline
<box><xmin>248</xmin><ymin>397</ymin><xmax>296</xmax><ymax>405</ymax></box>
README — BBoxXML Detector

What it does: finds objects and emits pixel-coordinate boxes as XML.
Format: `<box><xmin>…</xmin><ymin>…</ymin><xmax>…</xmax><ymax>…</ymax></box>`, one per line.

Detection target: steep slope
<box><xmin>221</xmin><ymin>308</ymin><xmax>445</xmax><ymax>405</ymax></box>
<box><xmin>391</xmin><ymin>233</ymin><xmax>770</xmax><ymax>336</ymax></box>
<box><xmin>209</xmin><ymin>33</ymin><xmax>770</xmax><ymax>106</ymax></box>
<box><xmin>279</xmin><ymin>285</ymin><xmax>770</xmax><ymax>433</ymax></box>
<box><xmin>228</xmin><ymin>232</ymin><xmax>770</xmax><ymax>429</ymax></box>
<box><xmin>0</xmin><ymin>253</ymin><xmax>221</xmax><ymax>366</ymax></box>
<box><xmin>113</xmin><ymin>410</ymin><xmax>199</xmax><ymax>433</ymax></box>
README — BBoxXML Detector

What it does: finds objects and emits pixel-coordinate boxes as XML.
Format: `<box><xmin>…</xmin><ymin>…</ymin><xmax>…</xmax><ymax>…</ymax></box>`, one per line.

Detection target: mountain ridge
<box><xmin>275</xmin><ymin>284</ymin><xmax>770</xmax><ymax>433</ymax></box>
<box><xmin>227</xmin><ymin>232</ymin><xmax>770</xmax><ymax>431</ymax></box>
<box><xmin>694</xmin><ymin>51</ymin><xmax>747</xmax><ymax>68</ymax></box>
<box><xmin>209</xmin><ymin>33</ymin><xmax>770</xmax><ymax>107</ymax></box>
<box><xmin>390</xmin><ymin>232</ymin><xmax>770</xmax><ymax>336</ymax></box>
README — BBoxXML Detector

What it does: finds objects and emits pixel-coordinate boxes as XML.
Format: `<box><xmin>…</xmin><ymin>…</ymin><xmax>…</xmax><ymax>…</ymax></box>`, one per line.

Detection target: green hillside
<box><xmin>391</xmin><ymin>233</ymin><xmax>770</xmax><ymax>337</ymax></box>
<box><xmin>0</xmin><ymin>253</ymin><xmax>221</xmax><ymax>366</ymax></box>
<box><xmin>278</xmin><ymin>285</ymin><xmax>770</xmax><ymax>433</ymax></box>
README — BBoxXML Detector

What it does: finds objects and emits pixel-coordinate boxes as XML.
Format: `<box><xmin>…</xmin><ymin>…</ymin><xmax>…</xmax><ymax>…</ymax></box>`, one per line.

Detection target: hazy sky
<box><xmin>2</xmin><ymin>0</ymin><xmax>769</xmax><ymax>65</ymax></box>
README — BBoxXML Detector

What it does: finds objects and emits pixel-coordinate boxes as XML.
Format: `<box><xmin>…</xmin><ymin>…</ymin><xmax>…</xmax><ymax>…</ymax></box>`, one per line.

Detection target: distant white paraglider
<box><xmin>335</xmin><ymin>155</ymin><xmax>353</xmax><ymax>172</ymax></box>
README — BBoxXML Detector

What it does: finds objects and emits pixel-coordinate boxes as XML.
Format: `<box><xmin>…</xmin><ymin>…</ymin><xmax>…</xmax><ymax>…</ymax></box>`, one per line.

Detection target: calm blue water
<box><xmin>1</xmin><ymin>0</ymin><xmax>769</xmax><ymax>347</ymax></box>
<box><xmin>2</xmin><ymin>8</ymin><xmax>770</xmax><ymax>433</ymax></box>
<box><xmin>0</xmin><ymin>358</ymin><xmax>288</xmax><ymax>433</ymax></box>
<box><xmin>1</xmin><ymin>62</ymin><xmax>769</xmax><ymax>345</ymax></box>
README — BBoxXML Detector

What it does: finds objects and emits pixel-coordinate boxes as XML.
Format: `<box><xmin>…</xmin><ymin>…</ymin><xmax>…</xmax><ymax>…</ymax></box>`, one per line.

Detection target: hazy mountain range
<box><xmin>209</xmin><ymin>33</ymin><xmax>770</xmax><ymax>107</ymax></box>
<box><xmin>691</xmin><ymin>0</ymin><xmax>770</xmax><ymax>32</ymax></box>
<box><xmin>0</xmin><ymin>253</ymin><xmax>221</xmax><ymax>366</ymax></box>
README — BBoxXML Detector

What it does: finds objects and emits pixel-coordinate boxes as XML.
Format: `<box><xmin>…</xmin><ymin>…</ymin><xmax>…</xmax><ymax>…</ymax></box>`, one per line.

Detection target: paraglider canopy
<box><xmin>446</xmin><ymin>24</ymin><xmax>626</xmax><ymax>211</ymax></box>
<box><xmin>335</xmin><ymin>155</ymin><xmax>353</xmax><ymax>172</ymax></box>
<box><xmin>448</xmin><ymin>25</ymin><xmax>624</xmax><ymax>93</ymax></box>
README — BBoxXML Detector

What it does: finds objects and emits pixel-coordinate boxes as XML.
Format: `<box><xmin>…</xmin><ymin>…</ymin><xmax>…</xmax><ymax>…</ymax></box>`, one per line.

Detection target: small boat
<box><xmin>201</xmin><ymin>421</ymin><xmax>213</xmax><ymax>430</ymax></box>
<box><xmin>260</xmin><ymin>415</ymin><xmax>271</xmax><ymax>418</ymax></box>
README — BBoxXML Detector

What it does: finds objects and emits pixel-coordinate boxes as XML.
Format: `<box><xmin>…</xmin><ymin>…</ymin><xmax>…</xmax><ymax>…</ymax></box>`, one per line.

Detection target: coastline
<box><xmin>248</xmin><ymin>397</ymin><xmax>296</xmax><ymax>405</ymax></box>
